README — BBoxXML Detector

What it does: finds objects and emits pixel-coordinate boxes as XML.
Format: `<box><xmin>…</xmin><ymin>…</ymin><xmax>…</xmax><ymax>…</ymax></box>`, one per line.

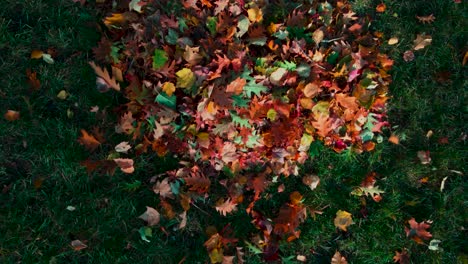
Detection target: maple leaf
<box><xmin>334</xmin><ymin>210</ymin><xmax>353</xmax><ymax>231</ymax></box>
<box><xmin>413</xmin><ymin>34</ymin><xmax>432</xmax><ymax>50</ymax></box>
<box><xmin>78</xmin><ymin>129</ymin><xmax>100</xmax><ymax>151</ymax></box>
<box><xmin>114</xmin><ymin>158</ymin><xmax>135</xmax><ymax>174</ymax></box>
<box><xmin>153</xmin><ymin>178</ymin><xmax>174</xmax><ymax>199</ymax></box>
<box><xmin>216</xmin><ymin>198</ymin><xmax>238</xmax><ymax>216</ymax></box>
<box><xmin>405</xmin><ymin>218</ymin><xmax>432</xmax><ymax>243</ymax></box>
<box><xmin>89</xmin><ymin>61</ymin><xmax>121</xmax><ymax>92</ymax></box>
<box><xmin>331</xmin><ymin>251</ymin><xmax>348</xmax><ymax>264</ymax></box>
<box><xmin>138</xmin><ymin>206</ymin><xmax>160</xmax><ymax>226</ymax></box>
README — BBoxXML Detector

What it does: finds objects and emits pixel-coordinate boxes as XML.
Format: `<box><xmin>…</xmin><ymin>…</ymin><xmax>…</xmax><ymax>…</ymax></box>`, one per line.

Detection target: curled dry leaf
<box><xmin>138</xmin><ymin>206</ymin><xmax>160</xmax><ymax>226</ymax></box>
<box><xmin>403</xmin><ymin>50</ymin><xmax>415</xmax><ymax>62</ymax></box>
<box><xmin>334</xmin><ymin>210</ymin><xmax>353</xmax><ymax>231</ymax></box>
<box><xmin>113</xmin><ymin>158</ymin><xmax>135</xmax><ymax>173</ymax></box>
<box><xmin>77</xmin><ymin>129</ymin><xmax>101</xmax><ymax>151</ymax></box>
<box><xmin>153</xmin><ymin>177</ymin><xmax>174</xmax><ymax>199</ymax></box>
<box><xmin>413</xmin><ymin>34</ymin><xmax>432</xmax><ymax>50</ymax></box>
<box><xmin>4</xmin><ymin>110</ymin><xmax>20</xmax><ymax>121</ymax></box>
<box><xmin>71</xmin><ymin>240</ymin><xmax>88</xmax><ymax>251</ymax></box>
<box><xmin>115</xmin><ymin>141</ymin><xmax>131</xmax><ymax>153</ymax></box>
<box><xmin>302</xmin><ymin>174</ymin><xmax>320</xmax><ymax>190</ymax></box>
<box><xmin>388</xmin><ymin>37</ymin><xmax>399</xmax><ymax>45</ymax></box>
<box><xmin>331</xmin><ymin>251</ymin><xmax>348</xmax><ymax>264</ymax></box>
<box><xmin>376</xmin><ymin>3</ymin><xmax>386</xmax><ymax>13</ymax></box>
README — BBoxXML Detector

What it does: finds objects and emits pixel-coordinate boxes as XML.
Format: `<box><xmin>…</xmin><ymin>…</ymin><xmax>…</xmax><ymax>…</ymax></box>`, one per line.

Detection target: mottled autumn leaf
<box><xmin>176</xmin><ymin>68</ymin><xmax>196</xmax><ymax>89</ymax></box>
<box><xmin>115</xmin><ymin>141</ymin><xmax>131</xmax><ymax>153</ymax></box>
<box><xmin>89</xmin><ymin>61</ymin><xmax>121</xmax><ymax>91</ymax></box>
<box><xmin>417</xmin><ymin>150</ymin><xmax>431</xmax><ymax>164</ymax></box>
<box><xmin>403</xmin><ymin>50</ymin><xmax>415</xmax><ymax>62</ymax></box>
<box><xmin>312</xmin><ymin>114</ymin><xmax>332</xmax><ymax>138</ymax></box>
<box><xmin>334</xmin><ymin>210</ymin><xmax>353</xmax><ymax>231</ymax></box>
<box><xmin>226</xmin><ymin>77</ymin><xmax>246</xmax><ymax>95</ymax></box>
<box><xmin>114</xmin><ymin>158</ymin><xmax>134</xmax><ymax>173</ymax></box>
<box><xmin>413</xmin><ymin>34</ymin><xmax>432</xmax><ymax>50</ymax></box>
<box><xmin>4</xmin><ymin>110</ymin><xmax>20</xmax><ymax>121</ymax></box>
<box><xmin>331</xmin><ymin>251</ymin><xmax>348</xmax><ymax>264</ymax></box>
<box><xmin>416</xmin><ymin>14</ymin><xmax>435</xmax><ymax>24</ymax></box>
<box><xmin>405</xmin><ymin>218</ymin><xmax>432</xmax><ymax>243</ymax></box>
<box><xmin>153</xmin><ymin>178</ymin><xmax>174</xmax><ymax>199</ymax></box>
<box><xmin>302</xmin><ymin>174</ymin><xmax>320</xmax><ymax>190</ymax></box>
<box><xmin>77</xmin><ymin>129</ymin><xmax>100</xmax><ymax>151</ymax></box>
<box><xmin>290</xmin><ymin>191</ymin><xmax>303</xmax><ymax>205</ymax></box>
<box><xmin>247</xmin><ymin>6</ymin><xmax>263</xmax><ymax>23</ymax></box>
<box><xmin>138</xmin><ymin>206</ymin><xmax>160</xmax><ymax>226</ymax></box>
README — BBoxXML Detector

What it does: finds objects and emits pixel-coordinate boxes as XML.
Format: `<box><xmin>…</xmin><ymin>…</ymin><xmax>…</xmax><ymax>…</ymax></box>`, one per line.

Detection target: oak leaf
<box><xmin>215</xmin><ymin>198</ymin><xmax>237</xmax><ymax>216</ymax></box>
<box><xmin>89</xmin><ymin>61</ymin><xmax>121</xmax><ymax>91</ymax></box>
<box><xmin>312</xmin><ymin>114</ymin><xmax>332</xmax><ymax>138</ymax></box>
<box><xmin>413</xmin><ymin>34</ymin><xmax>432</xmax><ymax>51</ymax></box>
<box><xmin>138</xmin><ymin>206</ymin><xmax>160</xmax><ymax>226</ymax></box>
<box><xmin>78</xmin><ymin>129</ymin><xmax>101</xmax><ymax>151</ymax></box>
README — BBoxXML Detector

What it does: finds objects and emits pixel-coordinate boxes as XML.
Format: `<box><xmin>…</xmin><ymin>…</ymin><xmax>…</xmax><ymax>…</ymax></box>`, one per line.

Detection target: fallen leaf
<box><xmin>176</xmin><ymin>68</ymin><xmax>195</xmax><ymax>89</ymax></box>
<box><xmin>57</xmin><ymin>90</ymin><xmax>68</xmax><ymax>100</ymax></box>
<box><xmin>428</xmin><ymin>239</ymin><xmax>442</xmax><ymax>251</ymax></box>
<box><xmin>31</xmin><ymin>50</ymin><xmax>44</xmax><ymax>59</ymax></box>
<box><xmin>26</xmin><ymin>69</ymin><xmax>41</xmax><ymax>90</ymax></box>
<box><xmin>89</xmin><ymin>61</ymin><xmax>121</xmax><ymax>91</ymax></box>
<box><xmin>417</xmin><ymin>150</ymin><xmax>431</xmax><ymax>164</ymax></box>
<box><xmin>302</xmin><ymin>174</ymin><xmax>320</xmax><ymax>190</ymax></box>
<box><xmin>71</xmin><ymin>240</ymin><xmax>88</xmax><ymax>251</ymax></box>
<box><xmin>388</xmin><ymin>37</ymin><xmax>399</xmax><ymax>45</ymax></box>
<box><xmin>393</xmin><ymin>249</ymin><xmax>410</xmax><ymax>264</ymax></box>
<box><xmin>416</xmin><ymin>14</ymin><xmax>435</xmax><ymax>24</ymax></box>
<box><xmin>138</xmin><ymin>206</ymin><xmax>160</xmax><ymax>226</ymax></box>
<box><xmin>413</xmin><ymin>34</ymin><xmax>432</xmax><ymax>50</ymax></box>
<box><xmin>405</xmin><ymin>218</ymin><xmax>432</xmax><ymax>243</ymax></box>
<box><xmin>376</xmin><ymin>3</ymin><xmax>386</xmax><ymax>13</ymax></box>
<box><xmin>114</xmin><ymin>158</ymin><xmax>134</xmax><ymax>173</ymax></box>
<box><xmin>297</xmin><ymin>255</ymin><xmax>306</xmax><ymax>262</ymax></box>
<box><xmin>388</xmin><ymin>134</ymin><xmax>399</xmax><ymax>144</ymax></box>
<box><xmin>77</xmin><ymin>129</ymin><xmax>101</xmax><ymax>151</ymax></box>
<box><xmin>153</xmin><ymin>178</ymin><xmax>174</xmax><ymax>199</ymax></box>
<box><xmin>104</xmin><ymin>13</ymin><xmax>126</xmax><ymax>26</ymax></box>
<box><xmin>462</xmin><ymin>51</ymin><xmax>468</xmax><ymax>66</ymax></box>
<box><xmin>334</xmin><ymin>210</ymin><xmax>353</xmax><ymax>231</ymax></box>
<box><xmin>331</xmin><ymin>251</ymin><xmax>348</xmax><ymax>264</ymax></box>
<box><xmin>403</xmin><ymin>50</ymin><xmax>415</xmax><ymax>62</ymax></box>
<box><xmin>247</xmin><ymin>6</ymin><xmax>263</xmax><ymax>23</ymax></box>
<box><xmin>115</xmin><ymin>141</ymin><xmax>131</xmax><ymax>153</ymax></box>
<box><xmin>215</xmin><ymin>198</ymin><xmax>237</xmax><ymax>216</ymax></box>
<box><xmin>4</xmin><ymin>110</ymin><xmax>20</xmax><ymax>121</ymax></box>
<box><xmin>66</xmin><ymin>206</ymin><xmax>76</xmax><ymax>211</ymax></box>
<box><xmin>179</xmin><ymin>211</ymin><xmax>187</xmax><ymax>229</ymax></box>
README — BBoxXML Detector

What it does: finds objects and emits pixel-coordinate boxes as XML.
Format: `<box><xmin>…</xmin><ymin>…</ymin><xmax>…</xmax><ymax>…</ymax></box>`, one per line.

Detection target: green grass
<box><xmin>0</xmin><ymin>0</ymin><xmax>466</xmax><ymax>263</ymax></box>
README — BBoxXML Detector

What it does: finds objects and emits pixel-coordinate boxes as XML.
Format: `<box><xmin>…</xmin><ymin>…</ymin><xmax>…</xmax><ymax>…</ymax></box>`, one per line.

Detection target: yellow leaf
<box><xmin>388</xmin><ymin>37</ymin><xmax>399</xmax><ymax>45</ymax></box>
<box><xmin>57</xmin><ymin>90</ymin><xmax>68</xmax><ymax>100</ymax></box>
<box><xmin>162</xmin><ymin>82</ymin><xmax>176</xmax><ymax>96</ymax></box>
<box><xmin>176</xmin><ymin>68</ymin><xmax>195</xmax><ymax>89</ymax></box>
<box><xmin>31</xmin><ymin>50</ymin><xmax>44</xmax><ymax>59</ymax></box>
<box><xmin>247</xmin><ymin>6</ymin><xmax>263</xmax><ymax>23</ymax></box>
<box><xmin>104</xmin><ymin>13</ymin><xmax>126</xmax><ymax>26</ymax></box>
<box><xmin>334</xmin><ymin>210</ymin><xmax>353</xmax><ymax>231</ymax></box>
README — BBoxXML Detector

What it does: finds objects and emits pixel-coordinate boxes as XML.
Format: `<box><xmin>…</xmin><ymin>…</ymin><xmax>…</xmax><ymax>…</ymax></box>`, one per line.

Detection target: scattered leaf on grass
<box><xmin>388</xmin><ymin>134</ymin><xmax>400</xmax><ymax>144</ymax></box>
<box><xmin>89</xmin><ymin>61</ymin><xmax>121</xmax><ymax>92</ymax></box>
<box><xmin>66</xmin><ymin>206</ymin><xmax>76</xmax><ymax>211</ymax></box>
<box><xmin>138</xmin><ymin>226</ymin><xmax>152</xmax><ymax>242</ymax></box>
<box><xmin>71</xmin><ymin>240</ymin><xmax>88</xmax><ymax>251</ymax></box>
<box><xmin>403</xmin><ymin>50</ymin><xmax>415</xmax><ymax>62</ymax></box>
<box><xmin>115</xmin><ymin>141</ymin><xmax>131</xmax><ymax>153</ymax></box>
<box><xmin>388</xmin><ymin>37</ymin><xmax>399</xmax><ymax>45</ymax></box>
<box><xmin>138</xmin><ymin>206</ymin><xmax>160</xmax><ymax>226</ymax></box>
<box><xmin>416</xmin><ymin>14</ymin><xmax>435</xmax><ymax>24</ymax></box>
<box><xmin>393</xmin><ymin>249</ymin><xmax>410</xmax><ymax>264</ymax></box>
<box><xmin>302</xmin><ymin>174</ymin><xmax>320</xmax><ymax>190</ymax></box>
<box><xmin>215</xmin><ymin>198</ymin><xmax>237</xmax><ymax>216</ymax></box>
<box><xmin>26</xmin><ymin>69</ymin><xmax>41</xmax><ymax>90</ymax></box>
<box><xmin>77</xmin><ymin>129</ymin><xmax>101</xmax><ymax>151</ymax></box>
<box><xmin>31</xmin><ymin>50</ymin><xmax>44</xmax><ymax>59</ymax></box>
<box><xmin>4</xmin><ymin>110</ymin><xmax>20</xmax><ymax>121</ymax></box>
<box><xmin>57</xmin><ymin>90</ymin><xmax>68</xmax><ymax>100</ymax></box>
<box><xmin>428</xmin><ymin>239</ymin><xmax>442</xmax><ymax>251</ymax></box>
<box><xmin>417</xmin><ymin>151</ymin><xmax>431</xmax><ymax>164</ymax></box>
<box><xmin>413</xmin><ymin>34</ymin><xmax>432</xmax><ymax>50</ymax></box>
<box><xmin>334</xmin><ymin>210</ymin><xmax>353</xmax><ymax>231</ymax></box>
<box><xmin>462</xmin><ymin>51</ymin><xmax>468</xmax><ymax>66</ymax></box>
<box><xmin>376</xmin><ymin>3</ymin><xmax>386</xmax><ymax>13</ymax></box>
<box><xmin>114</xmin><ymin>158</ymin><xmax>134</xmax><ymax>173</ymax></box>
<box><xmin>331</xmin><ymin>251</ymin><xmax>348</xmax><ymax>264</ymax></box>
<box><xmin>405</xmin><ymin>218</ymin><xmax>432</xmax><ymax>243</ymax></box>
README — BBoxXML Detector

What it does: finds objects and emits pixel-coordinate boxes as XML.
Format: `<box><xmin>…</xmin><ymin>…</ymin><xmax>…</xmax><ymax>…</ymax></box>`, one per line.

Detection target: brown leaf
<box><xmin>215</xmin><ymin>198</ymin><xmax>237</xmax><ymax>216</ymax></box>
<box><xmin>77</xmin><ymin>129</ymin><xmax>100</xmax><ymax>151</ymax></box>
<box><xmin>153</xmin><ymin>178</ymin><xmax>174</xmax><ymax>199</ymax></box>
<box><xmin>393</xmin><ymin>249</ymin><xmax>410</xmax><ymax>264</ymax></box>
<box><xmin>413</xmin><ymin>34</ymin><xmax>432</xmax><ymax>51</ymax></box>
<box><xmin>403</xmin><ymin>50</ymin><xmax>415</xmax><ymax>62</ymax></box>
<box><xmin>114</xmin><ymin>158</ymin><xmax>134</xmax><ymax>173</ymax></box>
<box><xmin>31</xmin><ymin>50</ymin><xmax>44</xmax><ymax>59</ymax></box>
<box><xmin>183</xmin><ymin>46</ymin><xmax>203</xmax><ymax>65</ymax></box>
<box><xmin>226</xmin><ymin>77</ymin><xmax>246</xmax><ymax>95</ymax></box>
<box><xmin>334</xmin><ymin>210</ymin><xmax>353</xmax><ymax>231</ymax></box>
<box><xmin>405</xmin><ymin>218</ymin><xmax>432</xmax><ymax>243</ymax></box>
<box><xmin>89</xmin><ymin>61</ymin><xmax>121</xmax><ymax>91</ymax></box>
<box><xmin>312</xmin><ymin>114</ymin><xmax>332</xmax><ymax>138</ymax></box>
<box><xmin>303</xmin><ymin>83</ymin><xmax>320</xmax><ymax>98</ymax></box>
<box><xmin>416</xmin><ymin>14</ymin><xmax>435</xmax><ymax>24</ymax></box>
<box><xmin>302</xmin><ymin>174</ymin><xmax>320</xmax><ymax>190</ymax></box>
<box><xmin>331</xmin><ymin>251</ymin><xmax>348</xmax><ymax>264</ymax></box>
<box><xmin>4</xmin><ymin>110</ymin><xmax>20</xmax><ymax>121</ymax></box>
<box><xmin>138</xmin><ymin>206</ymin><xmax>161</xmax><ymax>226</ymax></box>
<box><xmin>71</xmin><ymin>240</ymin><xmax>88</xmax><ymax>251</ymax></box>
<box><xmin>388</xmin><ymin>134</ymin><xmax>399</xmax><ymax>144</ymax></box>
<box><xmin>26</xmin><ymin>69</ymin><xmax>41</xmax><ymax>90</ymax></box>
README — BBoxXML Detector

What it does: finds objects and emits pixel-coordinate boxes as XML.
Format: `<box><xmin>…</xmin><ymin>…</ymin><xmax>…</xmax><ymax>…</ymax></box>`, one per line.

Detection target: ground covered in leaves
<box><xmin>0</xmin><ymin>0</ymin><xmax>467</xmax><ymax>263</ymax></box>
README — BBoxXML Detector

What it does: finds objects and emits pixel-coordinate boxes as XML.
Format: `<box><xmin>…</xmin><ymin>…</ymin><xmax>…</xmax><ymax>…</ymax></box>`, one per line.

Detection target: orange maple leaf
<box><xmin>77</xmin><ymin>129</ymin><xmax>101</xmax><ymax>151</ymax></box>
<box><xmin>405</xmin><ymin>218</ymin><xmax>432</xmax><ymax>243</ymax></box>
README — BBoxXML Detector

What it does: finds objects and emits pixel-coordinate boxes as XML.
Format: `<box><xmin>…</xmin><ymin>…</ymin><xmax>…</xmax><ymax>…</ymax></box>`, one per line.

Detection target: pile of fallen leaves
<box><xmin>81</xmin><ymin>0</ymin><xmax>394</xmax><ymax>262</ymax></box>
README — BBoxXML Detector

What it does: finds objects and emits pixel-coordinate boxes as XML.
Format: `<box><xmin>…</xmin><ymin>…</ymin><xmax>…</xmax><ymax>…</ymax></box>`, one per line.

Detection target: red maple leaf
<box><xmin>405</xmin><ymin>218</ymin><xmax>432</xmax><ymax>244</ymax></box>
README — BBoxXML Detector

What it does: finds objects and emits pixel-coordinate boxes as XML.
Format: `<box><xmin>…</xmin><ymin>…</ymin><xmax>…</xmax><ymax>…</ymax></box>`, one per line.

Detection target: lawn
<box><xmin>0</xmin><ymin>0</ymin><xmax>466</xmax><ymax>263</ymax></box>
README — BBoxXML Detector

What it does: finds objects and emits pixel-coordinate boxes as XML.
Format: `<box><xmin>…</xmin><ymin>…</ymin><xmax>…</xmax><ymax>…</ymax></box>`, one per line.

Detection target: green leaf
<box><xmin>246</xmin><ymin>133</ymin><xmax>262</xmax><ymax>148</ymax></box>
<box><xmin>249</xmin><ymin>37</ymin><xmax>267</xmax><ymax>46</ymax></box>
<box><xmin>308</xmin><ymin>141</ymin><xmax>323</xmax><ymax>158</ymax></box>
<box><xmin>170</xmin><ymin>180</ymin><xmax>181</xmax><ymax>196</ymax></box>
<box><xmin>244</xmin><ymin>80</ymin><xmax>268</xmax><ymax>98</ymax></box>
<box><xmin>42</xmin><ymin>54</ymin><xmax>54</xmax><ymax>64</ymax></box>
<box><xmin>296</xmin><ymin>63</ymin><xmax>311</xmax><ymax>78</ymax></box>
<box><xmin>236</xmin><ymin>15</ymin><xmax>249</xmax><ymax>37</ymax></box>
<box><xmin>230</xmin><ymin>112</ymin><xmax>251</xmax><ymax>128</ymax></box>
<box><xmin>138</xmin><ymin>227</ymin><xmax>152</xmax><ymax>242</ymax></box>
<box><xmin>327</xmin><ymin>51</ymin><xmax>339</xmax><ymax>65</ymax></box>
<box><xmin>232</xmin><ymin>94</ymin><xmax>250</xmax><ymax>108</ymax></box>
<box><xmin>360</xmin><ymin>129</ymin><xmax>374</xmax><ymax>142</ymax></box>
<box><xmin>245</xmin><ymin>241</ymin><xmax>262</xmax><ymax>254</ymax></box>
<box><xmin>153</xmin><ymin>49</ymin><xmax>168</xmax><ymax>70</ymax></box>
<box><xmin>111</xmin><ymin>45</ymin><xmax>121</xmax><ymax>64</ymax></box>
<box><xmin>166</xmin><ymin>28</ymin><xmax>178</xmax><ymax>45</ymax></box>
<box><xmin>178</xmin><ymin>17</ymin><xmax>188</xmax><ymax>32</ymax></box>
<box><xmin>206</xmin><ymin>17</ymin><xmax>217</xmax><ymax>36</ymax></box>
<box><xmin>277</xmin><ymin>60</ymin><xmax>297</xmax><ymax>71</ymax></box>
<box><xmin>273</xmin><ymin>29</ymin><xmax>289</xmax><ymax>40</ymax></box>
<box><xmin>155</xmin><ymin>92</ymin><xmax>176</xmax><ymax>110</ymax></box>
